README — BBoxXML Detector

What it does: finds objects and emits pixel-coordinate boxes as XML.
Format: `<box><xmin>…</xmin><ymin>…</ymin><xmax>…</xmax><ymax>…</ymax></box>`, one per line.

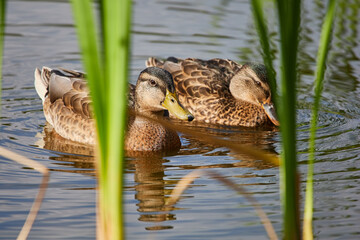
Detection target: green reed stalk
<box><xmin>303</xmin><ymin>1</ymin><xmax>337</xmax><ymax>239</ymax></box>
<box><xmin>251</xmin><ymin>0</ymin><xmax>301</xmax><ymax>238</ymax></box>
<box><xmin>0</xmin><ymin>0</ymin><xmax>6</xmax><ymax>104</ymax></box>
<box><xmin>250</xmin><ymin>0</ymin><xmax>277</xmax><ymax>101</ymax></box>
<box><xmin>276</xmin><ymin>1</ymin><xmax>301</xmax><ymax>239</ymax></box>
<box><xmin>103</xmin><ymin>1</ymin><xmax>131</xmax><ymax>239</ymax></box>
<box><xmin>71</xmin><ymin>0</ymin><xmax>131</xmax><ymax>239</ymax></box>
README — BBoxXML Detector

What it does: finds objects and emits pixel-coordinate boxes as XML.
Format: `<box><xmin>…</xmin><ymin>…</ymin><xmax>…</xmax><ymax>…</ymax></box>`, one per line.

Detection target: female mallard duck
<box><xmin>34</xmin><ymin>66</ymin><xmax>194</xmax><ymax>152</ymax></box>
<box><xmin>146</xmin><ymin>57</ymin><xmax>279</xmax><ymax>127</ymax></box>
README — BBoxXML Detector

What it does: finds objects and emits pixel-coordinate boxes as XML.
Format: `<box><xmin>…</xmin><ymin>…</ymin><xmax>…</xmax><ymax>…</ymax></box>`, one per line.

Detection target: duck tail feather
<box><xmin>145</xmin><ymin>57</ymin><xmax>164</xmax><ymax>68</ymax></box>
<box><xmin>34</xmin><ymin>66</ymin><xmax>52</xmax><ymax>103</ymax></box>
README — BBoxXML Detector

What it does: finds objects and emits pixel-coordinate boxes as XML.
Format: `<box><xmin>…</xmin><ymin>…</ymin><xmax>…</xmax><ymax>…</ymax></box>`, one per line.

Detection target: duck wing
<box><xmin>48</xmin><ymin>69</ymin><xmax>92</xmax><ymax>119</ymax></box>
<box><xmin>200</xmin><ymin>58</ymin><xmax>242</xmax><ymax>84</ymax></box>
<box><xmin>163</xmin><ymin>59</ymin><xmax>236</xmax><ymax>121</ymax></box>
<box><xmin>171</xmin><ymin>58</ymin><xmax>227</xmax><ymax>98</ymax></box>
<box><xmin>146</xmin><ymin>57</ymin><xmax>242</xmax><ymax>96</ymax></box>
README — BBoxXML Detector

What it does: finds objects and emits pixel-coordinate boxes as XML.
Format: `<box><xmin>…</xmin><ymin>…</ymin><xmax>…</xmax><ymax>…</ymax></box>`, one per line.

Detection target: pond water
<box><xmin>1</xmin><ymin>0</ymin><xmax>360</xmax><ymax>239</ymax></box>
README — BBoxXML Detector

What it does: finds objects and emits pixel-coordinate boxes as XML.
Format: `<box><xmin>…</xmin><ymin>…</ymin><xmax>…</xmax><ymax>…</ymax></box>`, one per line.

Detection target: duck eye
<box><xmin>149</xmin><ymin>79</ymin><xmax>157</xmax><ymax>86</ymax></box>
<box><xmin>255</xmin><ymin>81</ymin><xmax>261</xmax><ymax>86</ymax></box>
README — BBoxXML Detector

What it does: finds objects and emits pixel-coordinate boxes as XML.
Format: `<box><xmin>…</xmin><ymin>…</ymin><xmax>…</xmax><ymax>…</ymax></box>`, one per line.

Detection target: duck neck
<box><xmin>135</xmin><ymin>104</ymin><xmax>165</xmax><ymax>121</ymax></box>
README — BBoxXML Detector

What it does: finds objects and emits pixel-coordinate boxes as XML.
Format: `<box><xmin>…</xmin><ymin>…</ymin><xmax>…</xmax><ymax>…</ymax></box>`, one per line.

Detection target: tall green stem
<box><xmin>303</xmin><ymin>1</ymin><xmax>337</xmax><ymax>239</ymax></box>
<box><xmin>103</xmin><ymin>0</ymin><xmax>131</xmax><ymax>239</ymax></box>
<box><xmin>71</xmin><ymin>0</ymin><xmax>131</xmax><ymax>239</ymax></box>
<box><xmin>275</xmin><ymin>1</ymin><xmax>301</xmax><ymax>239</ymax></box>
<box><xmin>250</xmin><ymin>0</ymin><xmax>277</xmax><ymax>102</ymax></box>
<box><xmin>0</xmin><ymin>0</ymin><xmax>6</xmax><ymax>107</ymax></box>
<box><xmin>250</xmin><ymin>1</ymin><xmax>301</xmax><ymax>238</ymax></box>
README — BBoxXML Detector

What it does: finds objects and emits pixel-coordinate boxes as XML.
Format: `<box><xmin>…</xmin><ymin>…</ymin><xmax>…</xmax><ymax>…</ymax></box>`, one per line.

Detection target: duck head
<box><xmin>135</xmin><ymin>67</ymin><xmax>194</xmax><ymax>121</ymax></box>
<box><xmin>229</xmin><ymin>63</ymin><xmax>279</xmax><ymax>126</ymax></box>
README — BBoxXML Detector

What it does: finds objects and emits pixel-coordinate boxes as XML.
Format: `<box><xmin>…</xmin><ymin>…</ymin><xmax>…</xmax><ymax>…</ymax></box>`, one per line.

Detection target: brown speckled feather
<box><xmin>35</xmin><ymin>66</ymin><xmax>186</xmax><ymax>153</ymax></box>
<box><xmin>146</xmin><ymin>57</ymin><xmax>272</xmax><ymax>127</ymax></box>
<box><xmin>37</xmin><ymin>68</ymin><xmax>95</xmax><ymax>144</ymax></box>
<box><xmin>125</xmin><ymin>117</ymin><xmax>180</xmax><ymax>152</ymax></box>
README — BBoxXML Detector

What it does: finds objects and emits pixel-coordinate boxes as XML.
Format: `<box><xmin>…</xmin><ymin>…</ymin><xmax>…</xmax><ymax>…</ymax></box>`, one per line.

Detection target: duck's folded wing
<box><xmin>49</xmin><ymin>71</ymin><xmax>92</xmax><ymax>119</ymax></box>
<box><xmin>170</xmin><ymin>59</ymin><xmax>230</xmax><ymax>100</ymax></box>
<box><xmin>62</xmin><ymin>79</ymin><xmax>92</xmax><ymax>119</ymax></box>
<box><xmin>205</xmin><ymin>58</ymin><xmax>242</xmax><ymax>82</ymax></box>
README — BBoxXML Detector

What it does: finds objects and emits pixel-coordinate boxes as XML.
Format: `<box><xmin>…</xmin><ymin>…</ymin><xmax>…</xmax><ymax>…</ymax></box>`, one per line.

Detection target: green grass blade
<box><xmin>0</xmin><ymin>0</ymin><xmax>6</xmax><ymax>107</ymax></box>
<box><xmin>70</xmin><ymin>2</ymin><xmax>109</xmax><ymax>236</ymax></box>
<box><xmin>251</xmin><ymin>0</ymin><xmax>301</xmax><ymax>237</ymax></box>
<box><xmin>303</xmin><ymin>1</ymin><xmax>337</xmax><ymax>239</ymax></box>
<box><xmin>70</xmin><ymin>0</ymin><xmax>106</xmax><ymax>156</ymax></box>
<box><xmin>102</xmin><ymin>0</ymin><xmax>131</xmax><ymax>239</ymax></box>
<box><xmin>250</xmin><ymin>0</ymin><xmax>277</xmax><ymax>102</ymax></box>
<box><xmin>276</xmin><ymin>0</ymin><xmax>301</xmax><ymax>239</ymax></box>
<box><xmin>71</xmin><ymin>0</ymin><xmax>131</xmax><ymax>239</ymax></box>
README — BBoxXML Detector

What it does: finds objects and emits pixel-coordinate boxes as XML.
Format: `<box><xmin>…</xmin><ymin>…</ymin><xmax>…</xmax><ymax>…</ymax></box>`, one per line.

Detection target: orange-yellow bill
<box><xmin>161</xmin><ymin>89</ymin><xmax>194</xmax><ymax>122</ymax></box>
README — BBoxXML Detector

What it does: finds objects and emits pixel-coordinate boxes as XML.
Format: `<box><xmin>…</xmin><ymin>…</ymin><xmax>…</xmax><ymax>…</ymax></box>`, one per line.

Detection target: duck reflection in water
<box><xmin>36</xmin><ymin>123</ymin><xmax>96</xmax><ymax>173</ymax></box>
<box><xmin>131</xmin><ymin>155</ymin><xmax>176</xmax><ymax>228</ymax></box>
<box><xmin>36</xmin><ymin>123</ymin><xmax>177</xmax><ymax>229</ymax></box>
<box><xmin>36</xmin><ymin>110</ymin><xmax>279</xmax><ymax>230</ymax></box>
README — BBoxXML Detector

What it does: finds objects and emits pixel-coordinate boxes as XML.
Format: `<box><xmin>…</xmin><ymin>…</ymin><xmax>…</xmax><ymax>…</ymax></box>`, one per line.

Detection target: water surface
<box><xmin>1</xmin><ymin>0</ymin><xmax>360</xmax><ymax>239</ymax></box>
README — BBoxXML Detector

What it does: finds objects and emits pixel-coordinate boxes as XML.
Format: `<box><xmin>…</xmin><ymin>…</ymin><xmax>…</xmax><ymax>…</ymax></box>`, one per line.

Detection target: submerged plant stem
<box><xmin>0</xmin><ymin>147</ymin><xmax>49</xmax><ymax>240</ymax></box>
<box><xmin>167</xmin><ymin>169</ymin><xmax>278</xmax><ymax>240</ymax></box>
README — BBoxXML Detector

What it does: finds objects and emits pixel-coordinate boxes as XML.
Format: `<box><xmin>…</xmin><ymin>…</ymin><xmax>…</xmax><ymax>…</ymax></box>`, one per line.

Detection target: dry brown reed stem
<box><xmin>165</xmin><ymin>169</ymin><xmax>204</xmax><ymax>206</ymax></box>
<box><xmin>166</xmin><ymin>169</ymin><xmax>278</xmax><ymax>240</ymax></box>
<box><xmin>128</xmin><ymin>109</ymin><xmax>280</xmax><ymax>166</ymax></box>
<box><xmin>0</xmin><ymin>147</ymin><xmax>49</xmax><ymax>240</ymax></box>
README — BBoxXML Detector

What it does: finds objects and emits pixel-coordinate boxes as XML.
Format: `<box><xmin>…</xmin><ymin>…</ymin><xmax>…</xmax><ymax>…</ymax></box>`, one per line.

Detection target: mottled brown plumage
<box><xmin>146</xmin><ymin>57</ymin><xmax>279</xmax><ymax>127</ymax></box>
<box><xmin>35</xmin><ymin>67</ymin><xmax>193</xmax><ymax>153</ymax></box>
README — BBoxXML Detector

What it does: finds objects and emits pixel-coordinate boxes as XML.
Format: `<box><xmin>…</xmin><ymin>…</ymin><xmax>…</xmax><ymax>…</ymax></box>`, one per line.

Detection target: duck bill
<box><xmin>261</xmin><ymin>100</ymin><xmax>280</xmax><ymax>126</ymax></box>
<box><xmin>161</xmin><ymin>89</ymin><xmax>194</xmax><ymax>122</ymax></box>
